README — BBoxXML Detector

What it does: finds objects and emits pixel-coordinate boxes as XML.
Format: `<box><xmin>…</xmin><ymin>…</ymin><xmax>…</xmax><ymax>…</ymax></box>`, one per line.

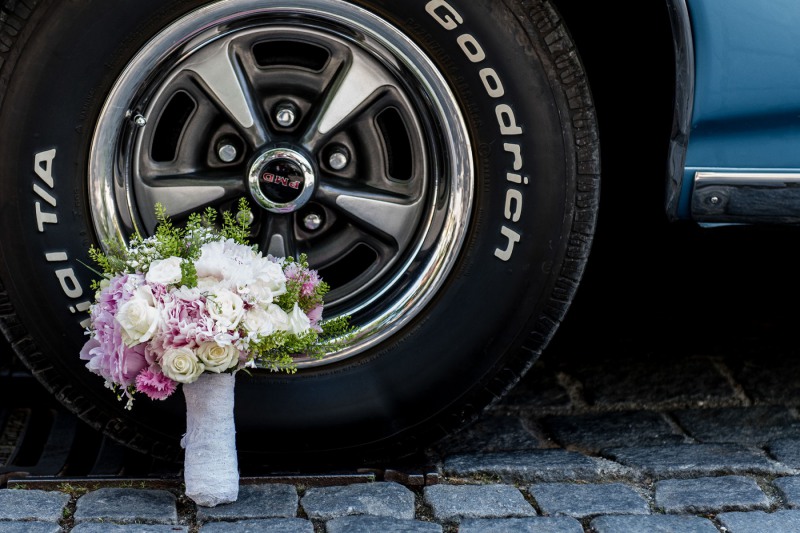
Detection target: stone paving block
<box><xmin>196</xmin><ymin>484</ymin><xmax>297</xmax><ymax>522</ymax></box>
<box><xmin>528</xmin><ymin>482</ymin><xmax>649</xmax><ymax>518</ymax></box>
<box><xmin>300</xmin><ymin>482</ymin><xmax>414</xmax><ymax>520</ymax></box>
<box><xmin>730</xmin><ymin>355</ymin><xmax>800</xmax><ymax>405</ymax></box>
<box><xmin>773</xmin><ymin>476</ymin><xmax>800</xmax><ymax>508</ymax></box>
<box><xmin>433</xmin><ymin>415</ymin><xmax>545</xmax><ymax>455</ymax></box>
<box><xmin>0</xmin><ymin>523</ymin><xmax>62</xmax><ymax>533</ymax></box>
<box><xmin>0</xmin><ymin>489</ymin><xmax>70</xmax><ymax>522</ymax></box>
<box><xmin>569</xmin><ymin>355</ymin><xmax>735</xmax><ymax>407</ymax></box>
<box><xmin>768</xmin><ymin>438</ymin><xmax>800</xmax><ymax>468</ymax></box>
<box><xmin>73</xmin><ymin>488</ymin><xmax>178</xmax><ymax>525</ymax></box>
<box><xmin>717</xmin><ymin>509</ymin><xmax>800</xmax><ymax>533</ymax></box>
<box><xmin>604</xmin><ymin>443</ymin><xmax>790</xmax><ymax>478</ymax></box>
<box><xmin>423</xmin><ymin>484</ymin><xmax>535</xmax><ymax>524</ymax></box>
<box><xmin>499</xmin><ymin>362</ymin><xmax>571</xmax><ymax>409</ymax></box>
<box><xmin>325</xmin><ymin>515</ymin><xmax>442</xmax><ymax>533</ymax></box>
<box><xmin>199</xmin><ymin>518</ymin><xmax>313</xmax><ymax>532</ymax></box>
<box><xmin>673</xmin><ymin>406</ymin><xmax>800</xmax><ymax>445</ymax></box>
<box><xmin>654</xmin><ymin>475</ymin><xmax>769</xmax><ymax>513</ymax></box>
<box><xmin>542</xmin><ymin>410</ymin><xmax>685</xmax><ymax>453</ymax></box>
<box><xmin>458</xmin><ymin>517</ymin><xmax>583</xmax><ymax>533</ymax></box>
<box><xmin>590</xmin><ymin>514</ymin><xmax>719</xmax><ymax>533</ymax></box>
<box><xmin>443</xmin><ymin>450</ymin><xmax>637</xmax><ymax>483</ymax></box>
<box><xmin>72</xmin><ymin>525</ymin><xmax>190</xmax><ymax>533</ymax></box>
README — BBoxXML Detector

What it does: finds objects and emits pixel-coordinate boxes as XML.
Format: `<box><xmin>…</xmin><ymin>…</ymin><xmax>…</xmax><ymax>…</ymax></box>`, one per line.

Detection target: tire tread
<box><xmin>431</xmin><ymin>0</ymin><xmax>600</xmax><ymax>450</ymax></box>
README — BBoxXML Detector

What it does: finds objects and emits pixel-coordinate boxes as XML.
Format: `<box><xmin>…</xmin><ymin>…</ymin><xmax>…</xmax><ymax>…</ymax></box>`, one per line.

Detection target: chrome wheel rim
<box><xmin>88</xmin><ymin>0</ymin><xmax>473</xmax><ymax>367</ymax></box>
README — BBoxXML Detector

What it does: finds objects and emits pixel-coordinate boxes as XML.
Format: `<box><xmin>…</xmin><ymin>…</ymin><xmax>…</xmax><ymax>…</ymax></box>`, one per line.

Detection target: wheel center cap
<box><xmin>248</xmin><ymin>147</ymin><xmax>315</xmax><ymax>213</ymax></box>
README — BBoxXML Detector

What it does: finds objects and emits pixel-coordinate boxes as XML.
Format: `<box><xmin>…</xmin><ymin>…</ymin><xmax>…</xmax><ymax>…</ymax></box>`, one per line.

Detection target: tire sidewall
<box><xmin>0</xmin><ymin>0</ymin><xmax>579</xmax><ymax>460</ymax></box>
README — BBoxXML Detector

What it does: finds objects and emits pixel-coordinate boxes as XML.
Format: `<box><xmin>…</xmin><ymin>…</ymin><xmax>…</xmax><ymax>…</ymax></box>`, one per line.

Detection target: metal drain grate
<box><xmin>0</xmin><ymin>338</ymin><xmax>183</xmax><ymax>485</ymax></box>
<box><xmin>0</xmin><ymin>341</ymin><xmax>438</xmax><ymax>488</ymax></box>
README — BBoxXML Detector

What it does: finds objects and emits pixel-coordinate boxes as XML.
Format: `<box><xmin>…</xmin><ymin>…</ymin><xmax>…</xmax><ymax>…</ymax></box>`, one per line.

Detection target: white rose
<box><xmin>206</xmin><ymin>289</ymin><xmax>245</xmax><ymax>330</ymax></box>
<box><xmin>116</xmin><ymin>285</ymin><xmax>161</xmax><ymax>346</ymax></box>
<box><xmin>265</xmin><ymin>304</ymin><xmax>290</xmax><ymax>332</ymax></box>
<box><xmin>242</xmin><ymin>306</ymin><xmax>275</xmax><ymax>336</ymax></box>
<box><xmin>196</xmin><ymin>341</ymin><xmax>240</xmax><ymax>373</ymax></box>
<box><xmin>287</xmin><ymin>302</ymin><xmax>311</xmax><ymax>336</ymax></box>
<box><xmin>237</xmin><ymin>280</ymin><xmax>270</xmax><ymax>304</ymax></box>
<box><xmin>160</xmin><ymin>346</ymin><xmax>205</xmax><ymax>383</ymax></box>
<box><xmin>146</xmin><ymin>256</ymin><xmax>183</xmax><ymax>285</ymax></box>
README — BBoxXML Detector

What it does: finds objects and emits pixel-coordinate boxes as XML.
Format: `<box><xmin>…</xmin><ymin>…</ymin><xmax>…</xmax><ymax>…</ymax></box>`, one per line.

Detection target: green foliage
<box><xmin>248</xmin><ymin>324</ymin><xmax>354</xmax><ymax>369</ymax></box>
<box><xmin>86</xmin><ymin>200</ymin><xmax>255</xmax><ymax>281</ymax></box>
<box><xmin>220</xmin><ymin>197</ymin><xmax>253</xmax><ymax>245</ymax></box>
<box><xmin>180</xmin><ymin>260</ymin><xmax>198</xmax><ymax>289</ymax></box>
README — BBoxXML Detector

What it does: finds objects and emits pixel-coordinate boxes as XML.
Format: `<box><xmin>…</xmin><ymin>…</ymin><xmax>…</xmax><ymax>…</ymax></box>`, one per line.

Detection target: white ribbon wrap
<box><xmin>181</xmin><ymin>372</ymin><xmax>239</xmax><ymax>506</ymax></box>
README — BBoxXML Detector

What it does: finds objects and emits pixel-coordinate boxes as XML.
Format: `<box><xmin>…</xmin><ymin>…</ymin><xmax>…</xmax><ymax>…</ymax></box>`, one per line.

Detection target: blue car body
<box><xmin>669</xmin><ymin>0</ymin><xmax>800</xmax><ymax>224</ymax></box>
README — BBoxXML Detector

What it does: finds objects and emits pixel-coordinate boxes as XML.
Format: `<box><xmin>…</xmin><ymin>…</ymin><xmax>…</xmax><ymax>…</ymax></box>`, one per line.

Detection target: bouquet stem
<box><xmin>181</xmin><ymin>372</ymin><xmax>239</xmax><ymax>506</ymax></box>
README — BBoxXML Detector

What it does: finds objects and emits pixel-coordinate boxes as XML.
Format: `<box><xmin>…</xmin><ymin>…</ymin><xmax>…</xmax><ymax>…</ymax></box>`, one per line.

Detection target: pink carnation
<box><xmin>135</xmin><ymin>368</ymin><xmax>177</xmax><ymax>400</ymax></box>
<box><xmin>157</xmin><ymin>288</ymin><xmax>213</xmax><ymax>351</ymax></box>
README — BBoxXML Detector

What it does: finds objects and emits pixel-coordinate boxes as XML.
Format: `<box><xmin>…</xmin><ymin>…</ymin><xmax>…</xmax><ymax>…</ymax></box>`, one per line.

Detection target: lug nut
<box><xmin>217</xmin><ymin>142</ymin><xmax>238</xmax><ymax>163</ymax></box>
<box><xmin>328</xmin><ymin>148</ymin><xmax>350</xmax><ymax>171</ymax></box>
<box><xmin>237</xmin><ymin>210</ymin><xmax>254</xmax><ymax>226</ymax></box>
<box><xmin>132</xmin><ymin>113</ymin><xmax>147</xmax><ymax>127</ymax></box>
<box><xmin>303</xmin><ymin>213</ymin><xmax>323</xmax><ymax>231</ymax></box>
<box><xmin>275</xmin><ymin>103</ymin><xmax>297</xmax><ymax>127</ymax></box>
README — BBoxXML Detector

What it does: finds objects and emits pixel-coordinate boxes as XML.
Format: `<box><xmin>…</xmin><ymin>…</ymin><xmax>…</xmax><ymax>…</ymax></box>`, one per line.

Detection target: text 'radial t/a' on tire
<box><xmin>0</xmin><ymin>0</ymin><xmax>599</xmax><ymax>464</ymax></box>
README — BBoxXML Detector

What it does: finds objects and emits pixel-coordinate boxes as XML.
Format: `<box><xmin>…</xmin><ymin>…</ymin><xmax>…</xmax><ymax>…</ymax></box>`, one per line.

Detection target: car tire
<box><xmin>0</xmin><ymin>0</ymin><xmax>599</xmax><ymax>465</ymax></box>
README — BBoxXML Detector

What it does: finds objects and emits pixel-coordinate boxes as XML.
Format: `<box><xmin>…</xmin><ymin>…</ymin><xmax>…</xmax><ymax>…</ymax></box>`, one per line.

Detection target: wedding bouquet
<box><xmin>79</xmin><ymin>199</ymin><xmax>350</xmax><ymax>506</ymax></box>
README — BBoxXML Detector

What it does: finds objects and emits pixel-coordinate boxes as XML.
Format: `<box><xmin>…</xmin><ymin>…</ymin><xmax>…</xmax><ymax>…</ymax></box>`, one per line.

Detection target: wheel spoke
<box><xmin>308</xmin><ymin>224</ymin><xmax>394</xmax><ymax>269</ymax></box>
<box><xmin>304</xmin><ymin>47</ymin><xmax>395</xmax><ymax>143</ymax></box>
<box><xmin>317</xmin><ymin>181</ymin><xmax>423</xmax><ymax>249</ymax></box>
<box><xmin>259</xmin><ymin>215</ymin><xmax>297</xmax><ymax>258</ymax></box>
<box><xmin>137</xmin><ymin>172</ymin><xmax>246</xmax><ymax>221</ymax></box>
<box><xmin>183</xmin><ymin>41</ymin><xmax>269</xmax><ymax>147</ymax></box>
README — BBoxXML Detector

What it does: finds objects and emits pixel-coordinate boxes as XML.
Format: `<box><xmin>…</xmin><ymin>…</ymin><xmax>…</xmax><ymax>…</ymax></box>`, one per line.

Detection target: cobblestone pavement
<box><xmin>4</xmin><ymin>225</ymin><xmax>800</xmax><ymax>532</ymax></box>
<box><xmin>4</xmin><ymin>314</ymin><xmax>800</xmax><ymax>532</ymax></box>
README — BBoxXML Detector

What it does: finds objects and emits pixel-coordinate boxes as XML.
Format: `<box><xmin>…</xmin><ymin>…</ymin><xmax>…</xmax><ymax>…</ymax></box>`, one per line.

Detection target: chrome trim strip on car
<box><xmin>664</xmin><ymin>0</ymin><xmax>695</xmax><ymax>221</ymax></box>
<box><xmin>692</xmin><ymin>171</ymin><xmax>800</xmax><ymax>223</ymax></box>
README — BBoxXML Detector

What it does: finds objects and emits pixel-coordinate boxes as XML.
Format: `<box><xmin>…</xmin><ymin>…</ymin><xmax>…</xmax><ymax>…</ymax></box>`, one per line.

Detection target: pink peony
<box><xmin>135</xmin><ymin>368</ymin><xmax>177</xmax><ymax>400</ymax></box>
<box><xmin>116</xmin><ymin>343</ymin><xmax>147</xmax><ymax>384</ymax></box>
<box><xmin>94</xmin><ymin>273</ymin><xmax>137</xmax><ymax>316</ymax></box>
<box><xmin>82</xmin><ymin>273</ymin><xmax>148</xmax><ymax>386</ymax></box>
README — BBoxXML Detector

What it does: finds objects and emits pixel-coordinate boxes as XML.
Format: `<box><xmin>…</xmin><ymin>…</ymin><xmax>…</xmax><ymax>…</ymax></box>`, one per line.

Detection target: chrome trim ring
<box><xmin>88</xmin><ymin>0</ymin><xmax>474</xmax><ymax>367</ymax></box>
